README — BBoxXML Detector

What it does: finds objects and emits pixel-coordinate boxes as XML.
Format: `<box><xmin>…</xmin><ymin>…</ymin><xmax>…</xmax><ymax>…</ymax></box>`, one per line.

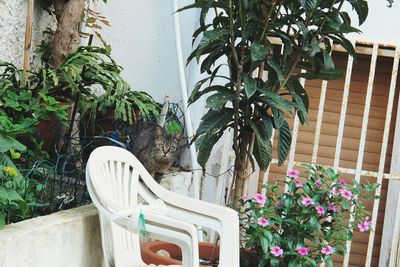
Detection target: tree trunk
<box><xmin>51</xmin><ymin>0</ymin><xmax>84</xmax><ymax>67</ymax></box>
<box><xmin>233</xmin><ymin>132</ymin><xmax>251</xmax><ymax>209</ymax></box>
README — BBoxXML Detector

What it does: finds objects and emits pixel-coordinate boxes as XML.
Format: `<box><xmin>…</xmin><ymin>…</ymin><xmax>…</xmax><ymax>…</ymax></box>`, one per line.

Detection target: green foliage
<box><xmin>165</xmin><ymin>120</ymin><xmax>183</xmax><ymax>135</ymax></box>
<box><xmin>239</xmin><ymin>164</ymin><xmax>378</xmax><ymax>266</ymax></box>
<box><xmin>0</xmin><ymin>143</ymin><xmax>47</xmax><ymax>230</ymax></box>
<box><xmin>179</xmin><ymin>0</ymin><xmax>368</xmax><ymax>204</ymax></box>
<box><xmin>0</xmin><ymin>61</ymin><xmax>69</xmax><ymax>156</ymax></box>
<box><xmin>39</xmin><ymin>46</ymin><xmax>160</xmax><ymax>127</ymax></box>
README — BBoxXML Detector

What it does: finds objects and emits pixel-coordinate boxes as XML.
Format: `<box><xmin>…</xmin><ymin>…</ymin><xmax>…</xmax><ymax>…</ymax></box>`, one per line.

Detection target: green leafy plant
<box><xmin>239</xmin><ymin>164</ymin><xmax>378</xmax><ymax>267</ymax></box>
<box><xmin>180</xmin><ymin>0</ymin><xmax>369</xmax><ymax>207</ymax></box>
<box><xmin>0</xmin><ymin>132</ymin><xmax>48</xmax><ymax>229</ymax></box>
<box><xmin>0</xmin><ymin>61</ymin><xmax>69</xmax><ymax>155</ymax></box>
<box><xmin>52</xmin><ymin>46</ymin><xmax>161</xmax><ymax>129</ymax></box>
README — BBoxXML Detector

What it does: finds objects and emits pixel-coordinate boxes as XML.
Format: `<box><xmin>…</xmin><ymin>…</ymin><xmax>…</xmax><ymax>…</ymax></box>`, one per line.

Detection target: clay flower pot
<box><xmin>141</xmin><ymin>240</ymin><xmax>219</xmax><ymax>267</ymax></box>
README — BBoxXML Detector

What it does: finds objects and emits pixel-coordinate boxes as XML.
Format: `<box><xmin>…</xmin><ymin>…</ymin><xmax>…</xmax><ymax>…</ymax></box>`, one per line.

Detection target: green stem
<box><xmin>259</xmin><ymin>1</ymin><xmax>277</xmax><ymax>43</ymax></box>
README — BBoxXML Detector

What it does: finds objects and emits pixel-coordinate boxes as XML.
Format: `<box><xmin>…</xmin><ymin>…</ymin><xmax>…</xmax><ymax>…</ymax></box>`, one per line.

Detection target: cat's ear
<box><xmin>155</xmin><ymin>126</ymin><xmax>164</xmax><ymax>138</ymax></box>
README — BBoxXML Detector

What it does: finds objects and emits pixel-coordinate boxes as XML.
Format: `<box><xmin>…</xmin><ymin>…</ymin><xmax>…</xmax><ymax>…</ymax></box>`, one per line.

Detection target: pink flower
<box><xmin>315</xmin><ymin>205</ymin><xmax>325</xmax><ymax>216</ymax></box>
<box><xmin>257</xmin><ymin>218</ymin><xmax>270</xmax><ymax>227</ymax></box>
<box><xmin>331</xmin><ymin>187</ymin><xmax>340</xmax><ymax>196</ymax></box>
<box><xmin>270</xmin><ymin>246</ymin><xmax>284</xmax><ymax>257</ymax></box>
<box><xmin>339</xmin><ymin>179</ymin><xmax>347</xmax><ymax>186</ymax></box>
<box><xmin>296</xmin><ymin>247</ymin><xmax>309</xmax><ymax>256</ymax></box>
<box><xmin>328</xmin><ymin>203</ymin><xmax>336</xmax><ymax>212</ymax></box>
<box><xmin>340</xmin><ymin>189</ymin><xmax>353</xmax><ymax>200</ymax></box>
<box><xmin>358</xmin><ymin>217</ymin><xmax>371</xmax><ymax>232</ymax></box>
<box><xmin>287</xmin><ymin>169</ymin><xmax>300</xmax><ymax>179</ymax></box>
<box><xmin>321</xmin><ymin>245</ymin><xmax>334</xmax><ymax>255</ymax></box>
<box><xmin>254</xmin><ymin>193</ymin><xmax>266</xmax><ymax>206</ymax></box>
<box><xmin>315</xmin><ymin>179</ymin><xmax>322</xmax><ymax>187</ymax></box>
<box><xmin>302</xmin><ymin>197</ymin><xmax>314</xmax><ymax>207</ymax></box>
<box><xmin>294</xmin><ymin>179</ymin><xmax>303</xmax><ymax>188</ymax></box>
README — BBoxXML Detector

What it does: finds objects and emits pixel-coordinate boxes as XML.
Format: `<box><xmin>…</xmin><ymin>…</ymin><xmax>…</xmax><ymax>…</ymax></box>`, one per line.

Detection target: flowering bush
<box><xmin>239</xmin><ymin>164</ymin><xmax>379</xmax><ymax>267</ymax></box>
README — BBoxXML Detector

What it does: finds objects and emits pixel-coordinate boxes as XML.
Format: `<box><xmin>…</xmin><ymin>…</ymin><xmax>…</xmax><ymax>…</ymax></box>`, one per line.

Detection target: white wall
<box><xmin>94</xmin><ymin>0</ymin><xmax>197</xmax><ymax>104</ymax></box>
<box><xmin>0</xmin><ymin>205</ymin><xmax>104</xmax><ymax>267</ymax></box>
<box><xmin>347</xmin><ymin>2</ymin><xmax>400</xmax><ymax>45</ymax></box>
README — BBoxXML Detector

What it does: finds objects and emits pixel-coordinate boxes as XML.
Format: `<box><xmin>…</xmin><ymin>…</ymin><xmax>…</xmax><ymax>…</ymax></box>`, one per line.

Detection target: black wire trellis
<box><xmin>18</xmin><ymin>102</ymin><xmax>186</xmax><ymax>217</ymax></box>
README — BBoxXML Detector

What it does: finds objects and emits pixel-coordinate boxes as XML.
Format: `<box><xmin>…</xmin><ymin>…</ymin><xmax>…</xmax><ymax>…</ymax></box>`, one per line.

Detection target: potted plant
<box><xmin>0</xmin><ymin>61</ymin><xmax>69</xmax><ymax>155</ymax></box>
<box><xmin>179</xmin><ymin>0</ymin><xmax>369</xmax><ymax>207</ymax></box>
<box><xmin>41</xmin><ymin>45</ymin><xmax>160</xmax><ymax>134</ymax></box>
<box><xmin>140</xmin><ymin>165</ymin><xmax>378</xmax><ymax>266</ymax></box>
<box><xmin>239</xmin><ymin>164</ymin><xmax>379</xmax><ymax>267</ymax></box>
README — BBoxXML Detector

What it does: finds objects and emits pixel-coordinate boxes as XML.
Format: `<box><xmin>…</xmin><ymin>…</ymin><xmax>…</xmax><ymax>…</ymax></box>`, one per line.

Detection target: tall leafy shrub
<box><xmin>179</xmin><ymin>0</ymin><xmax>368</xmax><ymax>207</ymax></box>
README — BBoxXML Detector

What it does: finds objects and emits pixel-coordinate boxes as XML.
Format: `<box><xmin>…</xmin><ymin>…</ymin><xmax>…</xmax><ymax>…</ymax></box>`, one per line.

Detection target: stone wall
<box><xmin>0</xmin><ymin>0</ymin><xmax>54</xmax><ymax>67</ymax></box>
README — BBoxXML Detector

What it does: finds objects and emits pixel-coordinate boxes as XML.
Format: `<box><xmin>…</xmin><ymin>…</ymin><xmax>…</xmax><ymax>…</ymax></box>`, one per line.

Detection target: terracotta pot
<box><xmin>36</xmin><ymin>100</ymin><xmax>71</xmax><ymax>152</ymax></box>
<box><xmin>141</xmin><ymin>240</ymin><xmax>219</xmax><ymax>267</ymax></box>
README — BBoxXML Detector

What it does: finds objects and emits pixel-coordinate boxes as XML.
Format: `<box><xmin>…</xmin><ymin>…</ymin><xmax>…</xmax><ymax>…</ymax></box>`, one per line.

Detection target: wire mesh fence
<box><xmin>17</xmin><ymin>102</ymin><xmax>186</xmax><ymax>218</ymax></box>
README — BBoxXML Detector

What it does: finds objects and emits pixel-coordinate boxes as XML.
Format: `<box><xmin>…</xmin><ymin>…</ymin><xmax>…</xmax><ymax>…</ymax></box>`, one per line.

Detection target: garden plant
<box><xmin>180</xmin><ymin>0</ymin><xmax>369</xmax><ymax>207</ymax></box>
<box><xmin>239</xmin><ymin>164</ymin><xmax>379</xmax><ymax>267</ymax></box>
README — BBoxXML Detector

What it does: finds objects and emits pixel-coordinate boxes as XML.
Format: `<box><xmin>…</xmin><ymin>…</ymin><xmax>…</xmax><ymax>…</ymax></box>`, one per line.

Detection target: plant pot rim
<box><xmin>141</xmin><ymin>240</ymin><xmax>219</xmax><ymax>267</ymax></box>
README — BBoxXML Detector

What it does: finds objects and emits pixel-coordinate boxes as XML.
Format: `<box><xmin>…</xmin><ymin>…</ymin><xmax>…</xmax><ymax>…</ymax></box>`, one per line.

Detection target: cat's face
<box><xmin>152</xmin><ymin>127</ymin><xmax>182</xmax><ymax>170</ymax></box>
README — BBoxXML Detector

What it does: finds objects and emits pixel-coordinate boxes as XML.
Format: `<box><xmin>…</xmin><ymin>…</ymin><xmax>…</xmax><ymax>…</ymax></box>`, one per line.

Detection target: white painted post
<box><xmin>343</xmin><ymin>43</ymin><xmax>379</xmax><ymax>267</ymax></box>
<box><xmin>380</xmin><ymin>47</ymin><xmax>400</xmax><ymax>267</ymax></box>
<box><xmin>333</xmin><ymin>50</ymin><xmax>355</xmax><ymax>171</ymax></box>
<box><xmin>365</xmin><ymin>46</ymin><xmax>399</xmax><ymax>267</ymax></box>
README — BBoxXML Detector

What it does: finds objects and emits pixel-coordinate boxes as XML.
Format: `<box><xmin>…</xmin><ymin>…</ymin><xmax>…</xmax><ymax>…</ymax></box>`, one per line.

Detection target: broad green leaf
<box><xmin>260</xmin><ymin>90</ymin><xmax>293</xmax><ymax>114</ymax></box>
<box><xmin>243</xmin><ymin>74</ymin><xmax>258</xmax><ymax>98</ymax></box>
<box><xmin>0</xmin><ymin>133</ymin><xmax>26</xmax><ymax>152</ymax></box>
<box><xmin>253</xmin><ymin>138</ymin><xmax>272</xmax><ymax>170</ymax></box>
<box><xmin>260</xmin><ymin>236</ymin><xmax>269</xmax><ymax>253</ymax></box>
<box><xmin>206</xmin><ymin>91</ymin><xmax>234</xmax><ymax>110</ymax></box>
<box><xmin>196</xmin><ymin>108</ymin><xmax>233</xmax><ymax>134</ymax></box>
<box><xmin>267</xmin><ymin>60</ymin><xmax>285</xmax><ymax>84</ymax></box>
<box><xmin>277</xmin><ymin>120</ymin><xmax>291</xmax><ymax>165</ymax></box>
<box><xmin>287</xmin><ymin>78</ymin><xmax>309</xmax><ymax>125</ymax></box>
<box><xmin>323</xmin><ymin>50</ymin><xmax>335</xmax><ymax>70</ymax></box>
<box><xmin>309</xmin><ymin>214</ymin><xmax>319</xmax><ymax>226</ymax></box>
<box><xmin>349</xmin><ymin>0</ymin><xmax>369</xmax><ymax>25</ymax></box>
<box><xmin>196</xmin><ymin>28</ymin><xmax>230</xmax><ymax>60</ymax></box>
<box><xmin>189</xmin><ymin>83</ymin><xmax>229</xmax><ymax>105</ymax></box>
<box><xmin>250</xmin><ymin>42</ymin><xmax>269</xmax><ymax>62</ymax></box>
<box><xmin>328</xmin><ymin>35</ymin><xmax>356</xmax><ymax>57</ymax></box>
<box><xmin>272</xmin><ymin>108</ymin><xmax>285</xmax><ymax>129</ymax></box>
<box><xmin>196</xmin><ymin>132</ymin><xmax>223</xmax><ymax>168</ymax></box>
<box><xmin>299</xmin><ymin>0</ymin><xmax>317</xmax><ymax>11</ymax></box>
<box><xmin>248</xmin><ymin>119</ymin><xmax>273</xmax><ymax>143</ymax></box>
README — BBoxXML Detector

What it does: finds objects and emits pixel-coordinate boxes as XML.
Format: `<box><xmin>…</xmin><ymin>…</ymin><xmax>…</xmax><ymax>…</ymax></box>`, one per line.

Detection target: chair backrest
<box><xmin>88</xmin><ymin>146</ymin><xmax>239</xmax><ymax>267</ymax></box>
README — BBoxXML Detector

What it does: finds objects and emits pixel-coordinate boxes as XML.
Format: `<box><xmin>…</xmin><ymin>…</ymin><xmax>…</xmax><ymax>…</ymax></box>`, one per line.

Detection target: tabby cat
<box><xmin>123</xmin><ymin>123</ymin><xmax>182</xmax><ymax>180</ymax></box>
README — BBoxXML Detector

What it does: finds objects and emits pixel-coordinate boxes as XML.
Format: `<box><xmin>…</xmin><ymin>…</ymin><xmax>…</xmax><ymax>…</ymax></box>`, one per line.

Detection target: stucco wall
<box><xmin>0</xmin><ymin>0</ymin><xmax>54</xmax><ymax>67</ymax></box>
<box><xmin>93</xmin><ymin>0</ymin><xmax>197</xmax><ymax>104</ymax></box>
<box><xmin>0</xmin><ymin>205</ymin><xmax>104</xmax><ymax>267</ymax></box>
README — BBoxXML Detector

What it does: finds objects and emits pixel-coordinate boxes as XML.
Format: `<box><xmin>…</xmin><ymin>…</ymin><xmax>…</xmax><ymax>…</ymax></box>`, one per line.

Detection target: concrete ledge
<box><xmin>0</xmin><ymin>205</ymin><xmax>104</xmax><ymax>267</ymax></box>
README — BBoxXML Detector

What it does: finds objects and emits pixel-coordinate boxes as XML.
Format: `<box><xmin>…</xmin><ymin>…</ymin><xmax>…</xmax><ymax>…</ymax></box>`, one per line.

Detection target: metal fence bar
<box><xmin>334</xmin><ymin>49</ymin><xmax>355</xmax><ymax>171</ymax></box>
<box><xmin>311</xmin><ymin>80</ymin><xmax>328</xmax><ymax>163</ymax></box>
<box><xmin>365</xmin><ymin>46</ymin><xmax>400</xmax><ymax>267</ymax></box>
<box><xmin>343</xmin><ymin>43</ymin><xmax>379</xmax><ymax>267</ymax></box>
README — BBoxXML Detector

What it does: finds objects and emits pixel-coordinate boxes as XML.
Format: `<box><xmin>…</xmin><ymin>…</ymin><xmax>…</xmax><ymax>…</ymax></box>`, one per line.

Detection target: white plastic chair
<box><xmin>87</xmin><ymin>146</ymin><xmax>240</xmax><ymax>267</ymax></box>
<box><xmin>86</xmin><ymin>151</ymin><xmax>199</xmax><ymax>267</ymax></box>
